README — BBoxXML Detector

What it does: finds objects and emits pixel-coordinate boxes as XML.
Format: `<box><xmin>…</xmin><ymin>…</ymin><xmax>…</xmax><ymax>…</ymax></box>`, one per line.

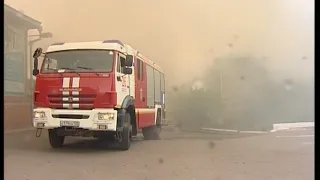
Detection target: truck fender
<box><xmin>118</xmin><ymin>96</ymin><xmax>137</xmax><ymax>135</ymax></box>
<box><xmin>116</xmin><ymin>108</ymin><xmax>127</xmax><ymax>129</ymax></box>
<box><xmin>121</xmin><ymin>96</ymin><xmax>134</xmax><ymax>109</ymax></box>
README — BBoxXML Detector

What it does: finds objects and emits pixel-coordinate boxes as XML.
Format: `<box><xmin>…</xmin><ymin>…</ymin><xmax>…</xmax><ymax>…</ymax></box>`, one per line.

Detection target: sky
<box><xmin>6</xmin><ymin>0</ymin><xmax>314</xmax><ymax>85</ymax></box>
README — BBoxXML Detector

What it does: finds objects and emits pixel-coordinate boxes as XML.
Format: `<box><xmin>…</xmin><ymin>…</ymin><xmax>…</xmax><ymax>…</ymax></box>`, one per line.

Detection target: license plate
<box><xmin>60</xmin><ymin>121</ymin><xmax>80</xmax><ymax>127</ymax></box>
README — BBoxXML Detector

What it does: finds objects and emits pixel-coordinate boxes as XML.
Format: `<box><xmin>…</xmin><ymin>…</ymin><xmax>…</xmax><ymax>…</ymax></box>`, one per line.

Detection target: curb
<box><xmin>238</xmin><ymin>130</ymin><xmax>268</xmax><ymax>134</ymax></box>
<box><xmin>201</xmin><ymin>128</ymin><xmax>268</xmax><ymax>134</ymax></box>
<box><xmin>201</xmin><ymin>122</ymin><xmax>315</xmax><ymax>134</ymax></box>
<box><xmin>271</xmin><ymin>122</ymin><xmax>314</xmax><ymax>132</ymax></box>
<box><xmin>201</xmin><ymin>127</ymin><xmax>238</xmax><ymax>133</ymax></box>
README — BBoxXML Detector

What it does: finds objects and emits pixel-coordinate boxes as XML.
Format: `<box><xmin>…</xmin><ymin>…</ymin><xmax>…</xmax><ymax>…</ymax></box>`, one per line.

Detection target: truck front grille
<box><xmin>48</xmin><ymin>94</ymin><xmax>96</xmax><ymax>109</ymax></box>
<box><xmin>52</xmin><ymin>114</ymin><xmax>90</xmax><ymax>119</ymax></box>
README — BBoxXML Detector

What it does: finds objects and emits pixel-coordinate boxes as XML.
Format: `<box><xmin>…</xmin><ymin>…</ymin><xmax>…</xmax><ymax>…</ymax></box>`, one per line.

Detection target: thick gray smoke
<box><xmin>6</xmin><ymin>0</ymin><xmax>314</xmax><ymax>130</ymax></box>
<box><xmin>169</xmin><ymin>55</ymin><xmax>314</xmax><ymax>131</ymax></box>
<box><xmin>7</xmin><ymin>0</ymin><xmax>314</xmax><ymax>86</ymax></box>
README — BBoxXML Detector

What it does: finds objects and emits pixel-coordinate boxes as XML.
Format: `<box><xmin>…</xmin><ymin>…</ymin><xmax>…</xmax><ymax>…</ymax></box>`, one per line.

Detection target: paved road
<box><xmin>5</xmin><ymin>128</ymin><xmax>314</xmax><ymax>180</ymax></box>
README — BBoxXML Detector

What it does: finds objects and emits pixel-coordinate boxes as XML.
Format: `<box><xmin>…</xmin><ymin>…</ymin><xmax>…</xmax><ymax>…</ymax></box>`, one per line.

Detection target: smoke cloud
<box><xmin>6</xmin><ymin>0</ymin><xmax>314</xmax><ymax>86</ymax></box>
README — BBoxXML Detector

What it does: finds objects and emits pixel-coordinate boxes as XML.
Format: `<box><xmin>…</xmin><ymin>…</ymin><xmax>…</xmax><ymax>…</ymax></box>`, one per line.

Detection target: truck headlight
<box><xmin>98</xmin><ymin>113</ymin><xmax>115</xmax><ymax>120</ymax></box>
<box><xmin>34</xmin><ymin>111</ymin><xmax>46</xmax><ymax>119</ymax></box>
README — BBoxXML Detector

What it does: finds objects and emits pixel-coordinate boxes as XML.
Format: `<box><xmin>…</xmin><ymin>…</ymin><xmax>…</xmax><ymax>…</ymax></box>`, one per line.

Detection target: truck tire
<box><xmin>142</xmin><ymin>111</ymin><xmax>161</xmax><ymax>140</ymax></box>
<box><xmin>48</xmin><ymin>129</ymin><xmax>65</xmax><ymax>148</ymax></box>
<box><xmin>117</xmin><ymin>112</ymin><xmax>132</xmax><ymax>150</ymax></box>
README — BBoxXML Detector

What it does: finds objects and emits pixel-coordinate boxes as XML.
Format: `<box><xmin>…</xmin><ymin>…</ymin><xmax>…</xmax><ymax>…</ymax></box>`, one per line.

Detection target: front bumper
<box><xmin>33</xmin><ymin>108</ymin><xmax>118</xmax><ymax>131</ymax></box>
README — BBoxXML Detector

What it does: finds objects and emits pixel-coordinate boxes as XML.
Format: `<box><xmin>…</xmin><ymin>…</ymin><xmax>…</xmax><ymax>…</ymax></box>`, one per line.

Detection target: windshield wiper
<box><xmin>76</xmin><ymin>66</ymin><xmax>92</xmax><ymax>70</ymax></box>
<box><xmin>59</xmin><ymin>67</ymin><xmax>80</xmax><ymax>76</ymax></box>
<box><xmin>76</xmin><ymin>66</ymin><xmax>99</xmax><ymax>76</ymax></box>
<box><xmin>46</xmin><ymin>67</ymin><xmax>58</xmax><ymax>71</ymax></box>
<box><xmin>60</xmin><ymin>67</ymin><xmax>75</xmax><ymax>71</ymax></box>
<box><xmin>45</xmin><ymin>68</ymin><xmax>63</xmax><ymax>76</ymax></box>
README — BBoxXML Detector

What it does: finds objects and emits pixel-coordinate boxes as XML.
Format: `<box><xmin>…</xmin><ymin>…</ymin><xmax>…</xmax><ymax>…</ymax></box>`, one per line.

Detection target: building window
<box><xmin>4</xmin><ymin>23</ymin><xmax>25</xmax><ymax>95</ymax></box>
<box><xmin>4</xmin><ymin>24</ymin><xmax>23</xmax><ymax>53</ymax></box>
<box><xmin>117</xmin><ymin>53</ymin><xmax>125</xmax><ymax>73</ymax></box>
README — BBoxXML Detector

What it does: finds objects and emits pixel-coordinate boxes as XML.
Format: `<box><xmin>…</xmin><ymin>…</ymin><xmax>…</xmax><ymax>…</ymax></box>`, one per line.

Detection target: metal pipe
<box><xmin>219</xmin><ymin>72</ymin><xmax>223</xmax><ymax>100</ymax></box>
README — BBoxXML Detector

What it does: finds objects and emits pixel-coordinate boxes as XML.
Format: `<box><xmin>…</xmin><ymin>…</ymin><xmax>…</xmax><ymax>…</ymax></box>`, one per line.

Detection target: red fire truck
<box><xmin>32</xmin><ymin>40</ymin><xmax>166</xmax><ymax>150</ymax></box>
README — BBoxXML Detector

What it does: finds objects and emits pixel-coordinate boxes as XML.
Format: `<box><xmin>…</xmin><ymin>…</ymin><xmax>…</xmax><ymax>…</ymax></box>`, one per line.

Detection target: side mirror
<box><xmin>33</xmin><ymin>48</ymin><xmax>43</xmax><ymax>58</ymax></box>
<box><xmin>120</xmin><ymin>57</ymin><xmax>126</xmax><ymax>67</ymax></box>
<box><xmin>125</xmin><ymin>55</ymin><xmax>133</xmax><ymax>67</ymax></box>
<box><xmin>123</xmin><ymin>67</ymin><xmax>132</xmax><ymax>75</ymax></box>
<box><xmin>33</xmin><ymin>48</ymin><xmax>41</xmax><ymax>76</ymax></box>
<box><xmin>33</xmin><ymin>69</ymin><xmax>39</xmax><ymax>76</ymax></box>
<box><xmin>33</xmin><ymin>57</ymin><xmax>39</xmax><ymax>76</ymax></box>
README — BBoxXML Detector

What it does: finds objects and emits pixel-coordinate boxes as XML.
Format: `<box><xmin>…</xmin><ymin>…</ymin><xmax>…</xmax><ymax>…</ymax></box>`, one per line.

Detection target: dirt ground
<box><xmin>4</xmin><ymin>128</ymin><xmax>314</xmax><ymax>180</ymax></box>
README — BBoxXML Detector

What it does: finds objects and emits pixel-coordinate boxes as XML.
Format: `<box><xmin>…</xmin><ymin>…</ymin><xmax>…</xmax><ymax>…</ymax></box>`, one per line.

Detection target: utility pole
<box><xmin>219</xmin><ymin>72</ymin><xmax>223</xmax><ymax>100</ymax></box>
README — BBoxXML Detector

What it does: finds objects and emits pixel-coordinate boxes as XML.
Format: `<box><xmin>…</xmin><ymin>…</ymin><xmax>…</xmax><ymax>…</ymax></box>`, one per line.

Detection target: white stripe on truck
<box><xmin>62</xmin><ymin>77</ymin><xmax>70</xmax><ymax>108</ymax></box>
<box><xmin>72</xmin><ymin>77</ymin><xmax>80</xmax><ymax>95</ymax></box>
<box><xmin>62</xmin><ymin>77</ymin><xmax>70</xmax><ymax>95</ymax></box>
<box><xmin>72</xmin><ymin>77</ymin><xmax>80</xmax><ymax>108</ymax></box>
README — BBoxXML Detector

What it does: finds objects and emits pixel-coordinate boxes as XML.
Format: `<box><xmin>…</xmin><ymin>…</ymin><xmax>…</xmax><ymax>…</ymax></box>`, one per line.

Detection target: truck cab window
<box><xmin>41</xmin><ymin>50</ymin><xmax>114</xmax><ymax>73</ymax></box>
<box><xmin>117</xmin><ymin>54</ymin><xmax>125</xmax><ymax>73</ymax></box>
<box><xmin>137</xmin><ymin>59</ymin><xmax>143</xmax><ymax>80</ymax></box>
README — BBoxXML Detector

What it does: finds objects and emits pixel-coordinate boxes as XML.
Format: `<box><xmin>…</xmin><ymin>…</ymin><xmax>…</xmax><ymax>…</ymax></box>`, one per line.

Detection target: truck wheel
<box><xmin>118</xmin><ymin>112</ymin><xmax>132</xmax><ymax>150</ymax></box>
<box><xmin>48</xmin><ymin>129</ymin><xmax>65</xmax><ymax>148</ymax></box>
<box><xmin>142</xmin><ymin>111</ymin><xmax>161</xmax><ymax>140</ymax></box>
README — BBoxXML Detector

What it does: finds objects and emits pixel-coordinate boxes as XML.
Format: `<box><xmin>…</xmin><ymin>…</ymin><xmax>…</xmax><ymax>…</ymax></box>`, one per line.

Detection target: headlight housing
<box><xmin>98</xmin><ymin>113</ymin><xmax>115</xmax><ymax>120</ymax></box>
<box><xmin>34</xmin><ymin>111</ymin><xmax>46</xmax><ymax>119</ymax></box>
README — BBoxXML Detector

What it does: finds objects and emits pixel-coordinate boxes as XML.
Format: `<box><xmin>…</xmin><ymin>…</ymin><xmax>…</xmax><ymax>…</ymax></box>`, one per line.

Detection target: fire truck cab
<box><xmin>32</xmin><ymin>40</ymin><xmax>165</xmax><ymax>150</ymax></box>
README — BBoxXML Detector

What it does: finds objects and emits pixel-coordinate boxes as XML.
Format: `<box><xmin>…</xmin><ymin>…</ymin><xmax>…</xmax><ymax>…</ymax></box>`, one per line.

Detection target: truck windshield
<box><xmin>41</xmin><ymin>50</ymin><xmax>115</xmax><ymax>73</ymax></box>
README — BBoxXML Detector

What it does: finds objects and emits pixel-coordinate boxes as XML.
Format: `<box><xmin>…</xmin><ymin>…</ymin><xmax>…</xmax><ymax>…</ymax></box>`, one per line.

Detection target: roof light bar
<box><xmin>51</xmin><ymin>42</ymin><xmax>65</xmax><ymax>46</ymax></box>
<box><xmin>103</xmin><ymin>40</ymin><xmax>124</xmax><ymax>46</ymax></box>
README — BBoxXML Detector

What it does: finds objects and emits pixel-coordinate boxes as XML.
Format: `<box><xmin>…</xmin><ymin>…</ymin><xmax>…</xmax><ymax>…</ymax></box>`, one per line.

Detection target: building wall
<box><xmin>4</xmin><ymin>96</ymin><xmax>32</xmax><ymax>131</ymax></box>
<box><xmin>4</xmin><ymin>23</ymin><xmax>26</xmax><ymax>95</ymax></box>
<box><xmin>4</xmin><ymin>19</ymin><xmax>32</xmax><ymax>132</ymax></box>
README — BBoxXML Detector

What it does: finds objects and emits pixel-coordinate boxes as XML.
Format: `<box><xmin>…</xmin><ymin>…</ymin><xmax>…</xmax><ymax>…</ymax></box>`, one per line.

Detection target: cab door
<box><xmin>134</xmin><ymin>58</ymin><xmax>147</xmax><ymax>108</ymax></box>
<box><xmin>115</xmin><ymin>53</ymin><xmax>130</xmax><ymax>105</ymax></box>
